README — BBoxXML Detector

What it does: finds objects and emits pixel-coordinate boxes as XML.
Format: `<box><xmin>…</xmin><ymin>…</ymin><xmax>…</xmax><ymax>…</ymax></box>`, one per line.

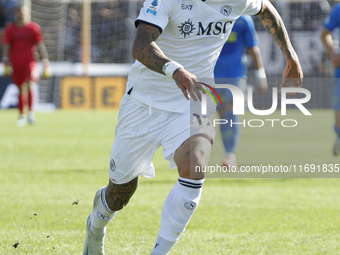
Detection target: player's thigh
<box><xmin>27</xmin><ymin>80</ymin><xmax>35</xmax><ymax>90</ymax></box>
<box><xmin>12</xmin><ymin>63</ymin><xmax>38</xmax><ymax>87</ymax></box>
<box><xmin>12</xmin><ymin>66</ymin><xmax>26</xmax><ymax>90</ymax></box>
<box><xmin>17</xmin><ymin>82</ymin><xmax>29</xmax><ymax>94</ymax></box>
<box><xmin>163</xmin><ymin>98</ymin><xmax>216</xmax><ymax>179</ymax></box>
<box><xmin>174</xmin><ymin>134</ymin><xmax>212</xmax><ymax>179</ymax></box>
<box><xmin>109</xmin><ymin>95</ymin><xmax>164</xmax><ymax>184</ymax></box>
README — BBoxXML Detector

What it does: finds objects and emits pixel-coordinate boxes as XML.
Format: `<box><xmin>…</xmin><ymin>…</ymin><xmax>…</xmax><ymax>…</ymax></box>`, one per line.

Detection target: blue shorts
<box><xmin>332</xmin><ymin>68</ymin><xmax>340</xmax><ymax>110</ymax></box>
<box><xmin>214</xmin><ymin>76</ymin><xmax>247</xmax><ymax>110</ymax></box>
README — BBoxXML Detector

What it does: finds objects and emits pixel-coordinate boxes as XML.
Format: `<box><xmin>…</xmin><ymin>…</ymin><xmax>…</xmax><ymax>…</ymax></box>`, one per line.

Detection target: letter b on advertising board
<box><xmin>61</xmin><ymin>77</ymin><xmax>126</xmax><ymax>109</ymax></box>
<box><xmin>61</xmin><ymin>77</ymin><xmax>92</xmax><ymax>109</ymax></box>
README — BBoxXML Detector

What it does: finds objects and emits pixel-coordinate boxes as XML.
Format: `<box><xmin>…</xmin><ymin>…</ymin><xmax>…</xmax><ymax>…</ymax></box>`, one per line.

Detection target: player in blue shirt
<box><xmin>214</xmin><ymin>15</ymin><xmax>267</xmax><ymax>168</ymax></box>
<box><xmin>321</xmin><ymin>3</ymin><xmax>340</xmax><ymax>156</ymax></box>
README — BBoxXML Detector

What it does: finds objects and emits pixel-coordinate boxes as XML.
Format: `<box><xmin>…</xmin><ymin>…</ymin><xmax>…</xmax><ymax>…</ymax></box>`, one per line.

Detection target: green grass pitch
<box><xmin>1</xmin><ymin>109</ymin><xmax>340</xmax><ymax>254</ymax></box>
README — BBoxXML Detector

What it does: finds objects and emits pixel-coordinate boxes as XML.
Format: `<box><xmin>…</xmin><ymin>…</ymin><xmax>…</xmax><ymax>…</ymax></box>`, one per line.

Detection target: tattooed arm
<box><xmin>132</xmin><ymin>22</ymin><xmax>203</xmax><ymax>101</ymax></box>
<box><xmin>132</xmin><ymin>22</ymin><xmax>169</xmax><ymax>75</ymax></box>
<box><xmin>257</xmin><ymin>0</ymin><xmax>303</xmax><ymax>88</ymax></box>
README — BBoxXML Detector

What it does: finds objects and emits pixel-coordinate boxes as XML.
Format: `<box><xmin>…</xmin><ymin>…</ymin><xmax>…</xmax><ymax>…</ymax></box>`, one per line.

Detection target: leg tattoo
<box><xmin>105</xmin><ymin>177</ymin><xmax>139</xmax><ymax>211</ymax></box>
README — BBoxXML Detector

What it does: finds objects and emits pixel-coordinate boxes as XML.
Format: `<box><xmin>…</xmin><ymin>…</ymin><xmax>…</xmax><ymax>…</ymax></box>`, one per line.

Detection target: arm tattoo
<box><xmin>257</xmin><ymin>2</ymin><xmax>294</xmax><ymax>61</ymax></box>
<box><xmin>132</xmin><ymin>23</ymin><xmax>171</xmax><ymax>75</ymax></box>
<box><xmin>183</xmin><ymin>141</ymin><xmax>199</xmax><ymax>158</ymax></box>
<box><xmin>105</xmin><ymin>177</ymin><xmax>139</xmax><ymax>210</ymax></box>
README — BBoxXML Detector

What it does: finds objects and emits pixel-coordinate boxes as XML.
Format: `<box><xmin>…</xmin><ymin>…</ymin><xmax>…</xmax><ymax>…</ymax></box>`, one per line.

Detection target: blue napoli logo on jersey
<box><xmin>147</xmin><ymin>0</ymin><xmax>159</xmax><ymax>15</ymax></box>
<box><xmin>220</xmin><ymin>5</ymin><xmax>232</xmax><ymax>17</ymax></box>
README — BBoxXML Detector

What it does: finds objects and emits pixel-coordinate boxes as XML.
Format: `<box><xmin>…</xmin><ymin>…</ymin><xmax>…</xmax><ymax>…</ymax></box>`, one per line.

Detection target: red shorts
<box><xmin>12</xmin><ymin>61</ymin><xmax>39</xmax><ymax>87</ymax></box>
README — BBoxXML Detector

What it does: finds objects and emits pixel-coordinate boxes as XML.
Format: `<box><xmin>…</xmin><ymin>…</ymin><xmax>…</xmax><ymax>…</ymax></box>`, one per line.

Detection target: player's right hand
<box><xmin>42</xmin><ymin>59</ymin><xmax>52</xmax><ymax>79</ymax></box>
<box><xmin>173</xmin><ymin>68</ymin><xmax>205</xmax><ymax>101</ymax></box>
<box><xmin>43</xmin><ymin>67</ymin><xmax>52</xmax><ymax>79</ymax></box>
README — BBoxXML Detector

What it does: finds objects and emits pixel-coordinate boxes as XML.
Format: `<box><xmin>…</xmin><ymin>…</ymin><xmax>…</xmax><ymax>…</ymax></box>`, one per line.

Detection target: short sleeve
<box><xmin>323</xmin><ymin>3</ymin><xmax>340</xmax><ymax>32</ymax></box>
<box><xmin>243</xmin><ymin>16</ymin><xmax>258</xmax><ymax>48</ymax></box>
<box><xmin>242</xmin><ymin>0</ymin><xmax>262</xmax><ymax>16</ymax></box>
<box><xmin>33</xmin><ymin>23</ymin><xmax>44</xmax><ymax>44</ymax></box>
<box><xmin>135</xmin><ymin>0</ymin><xmax>175</xmax><ymax>33</ymax></box>
<box><xmin>3</xmin><ymin>25</ymin><xmax>12</xmax><ymax>44</ymax></box>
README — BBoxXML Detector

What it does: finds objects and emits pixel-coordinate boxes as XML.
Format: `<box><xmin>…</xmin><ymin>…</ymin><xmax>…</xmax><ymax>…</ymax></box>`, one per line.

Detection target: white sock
<box><xmin>151</xmin><ymin>177</ymin><xmax>204</xmax><ymax>255</ymax></box>
<box><xmin>150</xmin><ymin>236</ymin><xmax>175</xmax><ymax>255</ymax></box>
<box><xmin>90</xmin><ymin>186</ymin><xmax>117</xmax><ymax>235</ymax></box>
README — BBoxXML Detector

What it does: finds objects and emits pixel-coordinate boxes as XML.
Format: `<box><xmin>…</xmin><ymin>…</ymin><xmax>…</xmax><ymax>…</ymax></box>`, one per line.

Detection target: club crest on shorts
<box><xmin>110</xmin><ymin>159</ymin><xmax>116</xmax><ymax>172</ymax></box>
<box><xmin>220</xmin><ymin>5</ymin><xmax>232</xmax><ymax>17</ymax></box>
<box><xmin>184</xmin><ymin>201</ymin><xmax>197</xmax><ymax>210</ymax></box>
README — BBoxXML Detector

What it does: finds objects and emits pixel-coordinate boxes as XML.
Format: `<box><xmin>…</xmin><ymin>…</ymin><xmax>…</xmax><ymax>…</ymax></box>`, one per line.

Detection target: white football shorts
<box><xmin>108</xmin><ymin>93</ymin><xmax>216</xmax><ymax>184</ymax></box>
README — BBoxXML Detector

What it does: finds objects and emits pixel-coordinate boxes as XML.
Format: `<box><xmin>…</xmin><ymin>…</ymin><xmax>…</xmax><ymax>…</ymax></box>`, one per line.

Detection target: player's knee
<box><xmin>178</xmin><ymin>148</ymin><xmax>211</xmax><ymax>179</ymax></box>
<box><xmin>179</xmin><ymin>160</ymin><xmax>206</xmax><ymax>180</ymax></box>
<box><xmin>19</xmin><ymin>85</ymin><xmax>27</xmax><ymax>93</ymax></box>
<box><xmin>190</xmin><ymin>146</ymin><xmax>210</xmax><ymax>170</ymax></box>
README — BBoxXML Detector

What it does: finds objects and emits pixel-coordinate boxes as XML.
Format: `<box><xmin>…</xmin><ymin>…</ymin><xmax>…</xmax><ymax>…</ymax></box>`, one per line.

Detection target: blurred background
<box><xmin>0</xmin><ymin>0</ymin><xmax>338</xmax><ymax>111</ymax></box>
<box><xmin>2</xmin><ymin>2</ymin><xmax>340</xmax><ymax>254</ymax></box>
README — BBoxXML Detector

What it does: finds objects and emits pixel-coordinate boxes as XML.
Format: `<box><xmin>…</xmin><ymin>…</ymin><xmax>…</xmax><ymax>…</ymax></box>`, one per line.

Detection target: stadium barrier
<box><xmin>0</xmin><ymin>62</ymin><xmax>131</xmax><ymax>110</ymax></box>
<box><xmin>61</xmin><ymin>76</ymin><xmax>126</xmax><ymax>110</ymax></box>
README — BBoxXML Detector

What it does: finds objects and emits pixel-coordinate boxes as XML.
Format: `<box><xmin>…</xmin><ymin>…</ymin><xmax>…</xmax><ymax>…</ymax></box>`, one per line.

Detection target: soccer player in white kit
<box><xmin>83</xmin><ymin>0</ymin><xmax>303</xmax><ymax>254</ymax></box>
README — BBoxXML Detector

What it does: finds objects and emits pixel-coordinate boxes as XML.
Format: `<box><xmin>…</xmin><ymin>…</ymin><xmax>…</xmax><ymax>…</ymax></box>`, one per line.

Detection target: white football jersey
<box><xmin>127</xmin><ymin>0</ymin><xmax>262</xmax><ymax>113</ymax></box>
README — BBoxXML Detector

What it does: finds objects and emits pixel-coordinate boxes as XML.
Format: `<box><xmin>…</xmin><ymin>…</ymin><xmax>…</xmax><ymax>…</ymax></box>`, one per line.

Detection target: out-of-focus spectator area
<box><xmin>0</xmin><ymin>0</ymin><xmax>339</xmax><ymax>111</ymax></box>
<box><xmin>0</xmin><ymin>0</ymin><xmax>143</xmax><ymax>63</ymax></box>
<box><xmin>0</xmin><ymin>0</ymin><xmax>338</xmax><ymax>75</ymax></box>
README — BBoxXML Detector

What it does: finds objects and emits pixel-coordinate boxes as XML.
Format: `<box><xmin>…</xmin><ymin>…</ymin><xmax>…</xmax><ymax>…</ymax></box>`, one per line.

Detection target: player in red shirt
<box><xmin>2</xmin><ymin>5</ymin><xmax>51</xmax><ymax>126</ymax></box>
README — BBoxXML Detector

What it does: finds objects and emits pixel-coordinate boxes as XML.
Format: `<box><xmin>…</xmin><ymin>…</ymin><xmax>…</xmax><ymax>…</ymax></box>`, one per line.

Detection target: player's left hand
<box><xmin>43</xmin><ymin>67</ymin><xmax>52</xmax><ymax>79</ymax></box>
<box><xmin>4</xmin><ymin>64</ymin><xmax>13</xmax><ymax>76</ymax></box>
<box><xmin>280</xmin><ymin>56</ymin><xmax>303</xmax><ymax>95</ymax></box>
<box><xmin>2</xmin><ymin>57</ymin><xmax>12</xmax><ymax>76</ymax></box>
<box><xmin>173</xmin><ymin>68</ymin><xmax>205</xmax><ymax>101</ymax></box>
